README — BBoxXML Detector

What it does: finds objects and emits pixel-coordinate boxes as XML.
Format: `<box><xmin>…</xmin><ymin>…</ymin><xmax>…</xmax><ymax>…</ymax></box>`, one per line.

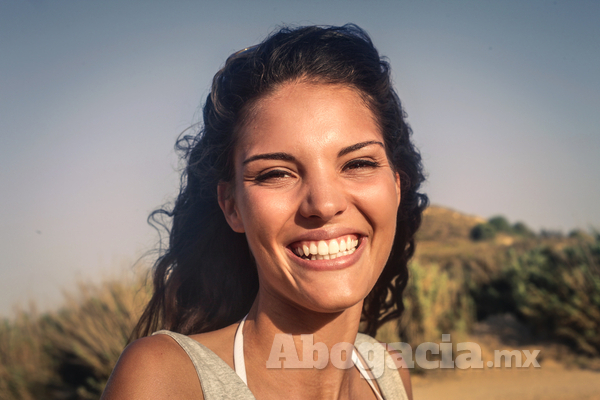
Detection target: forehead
<box><xmin>235</xmin><ymin>82</ymin><xmax>382</xmax><ymax>157</ymax></box>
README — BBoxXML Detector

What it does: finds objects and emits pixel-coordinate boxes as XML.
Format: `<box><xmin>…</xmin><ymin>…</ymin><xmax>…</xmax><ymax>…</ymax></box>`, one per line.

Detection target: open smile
<box><xmin>288</xmin><ymin>235</ymin><xmax>361</xmax><ymax>260</ymax></box>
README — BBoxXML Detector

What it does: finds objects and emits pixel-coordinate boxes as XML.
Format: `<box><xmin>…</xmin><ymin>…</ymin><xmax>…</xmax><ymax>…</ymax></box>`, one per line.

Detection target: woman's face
<box><xmin>219</xmin><ymin>82</ymin><xmax>401</xmax><ymax>314</ymax></box>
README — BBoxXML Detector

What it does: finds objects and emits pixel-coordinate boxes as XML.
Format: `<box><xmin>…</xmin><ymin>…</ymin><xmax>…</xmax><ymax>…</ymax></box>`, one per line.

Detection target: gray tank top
<box><xmin>153</xmin><ymin>329</ymin><xmax>409</xmax><ymax>399</ymax></box>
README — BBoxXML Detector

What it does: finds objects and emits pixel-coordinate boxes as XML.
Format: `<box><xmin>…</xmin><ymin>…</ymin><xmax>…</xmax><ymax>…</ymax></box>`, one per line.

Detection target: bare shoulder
<box><xmin>386</xmin><ymin>346</ymin><xmax>413</xmax><ymax>400</ymax></box>
<box><xmin>101</xmin><ymin>334</ymin><xmax>203</xmax><ymax>400</ymax></box>
<box><xmin>189</xmin><ymin>322</ymin><xmax>239</xmax><ymax>369</ymax></box>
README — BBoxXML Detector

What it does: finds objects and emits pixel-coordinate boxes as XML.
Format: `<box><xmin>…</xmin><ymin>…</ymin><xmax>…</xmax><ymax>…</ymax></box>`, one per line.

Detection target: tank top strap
<box><xmin>153</xmin><ymin>330</ymin><xmax>255</xmax><ymax>399</ymax></box>
<box><xmin>354</xmin><ymin>333</ymin><xmax>410</xmax><ymax>400</ymax></box>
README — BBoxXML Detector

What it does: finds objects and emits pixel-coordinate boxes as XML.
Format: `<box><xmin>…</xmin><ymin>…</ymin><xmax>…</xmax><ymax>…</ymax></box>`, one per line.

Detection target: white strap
<box><xmin>233</xmin><ymin>314</ymin><xmax>248</xmax><ymax>385</ymax></box>
<box><xmin>352</xmin><ymin>350</ymin><xmax>385</xmax><ymax>400</ymax></box>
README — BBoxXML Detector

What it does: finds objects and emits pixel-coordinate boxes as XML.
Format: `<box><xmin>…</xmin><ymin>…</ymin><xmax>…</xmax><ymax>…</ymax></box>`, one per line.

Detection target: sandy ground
<box><xmin>410</xmin><ymin>314</ymin><xmax>600</xmax><ymax>400</ymax></box>
<box><xmin>412</xmin><ymin>360</ymin><xmax>600</xmax><ymax>400</ymax></box>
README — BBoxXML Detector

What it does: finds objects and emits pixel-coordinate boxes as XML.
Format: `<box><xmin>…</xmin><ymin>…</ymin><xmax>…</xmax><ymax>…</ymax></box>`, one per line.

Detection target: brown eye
<box><xmin>255</xmin><ymin>169</ymin><xmax>292</xmax><ymax>182</ymax></box>
<box><xmin>343</xmin><ymin>159</ymin><xmax>380</xmax><ymax>170</ymax></box>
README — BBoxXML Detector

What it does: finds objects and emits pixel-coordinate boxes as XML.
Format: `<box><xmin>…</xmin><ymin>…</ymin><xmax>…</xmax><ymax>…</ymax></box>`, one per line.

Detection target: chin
<box><xmin>295</xmin><ymin>284</ymin><xmax>369</xmax><ymax>315</ymax></box>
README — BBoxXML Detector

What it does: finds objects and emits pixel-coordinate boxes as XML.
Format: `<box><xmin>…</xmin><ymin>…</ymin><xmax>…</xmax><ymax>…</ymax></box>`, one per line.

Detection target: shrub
<box><xmin>488</xmin><ymin>216</ymin><xmax>512</xmax><ymax>233</ymax></box>
<box><xmin>499</xmin><ymin>239</ymin><xmax>600</xmax><ymax>356</ymax></box>
<box><xmin>397</xmin><ymin>262</ymin><xmax>475</xmax><ymax>345</ymax></box>
<box><xmin>568</xmin><ymin>229</ymin><xmax>595</xmax><ymax>242</ymax></box>
<box><xmin>513</xmin><ymin>221</ymin><xmax>535</xmax><ymax>237</ymax></box>
<box><xmin>540</xmin><ymin>229</ymin><xmax>564</xmax><ymax>239</ymax></box>
<box><xmin>42</xmin><ymin>277</ymin><xmax>151</xmax><ymax>398</ymax></box>
<box><xmin>470</xmin><ymin>223</ymin><xmax>497</xmax><ymax>241</ymax></box>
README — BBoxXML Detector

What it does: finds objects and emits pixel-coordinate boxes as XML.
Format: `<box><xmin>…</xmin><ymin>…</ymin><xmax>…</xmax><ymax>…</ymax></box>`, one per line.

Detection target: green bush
<box><xmin>512</xmin><ymin>221</ymin><xmax>535</xmax><ymax>237</ymax></box>
<box><xmin>496</xmin><ymin>239</ymin><xmax>600</xmax><ymax>356</ymax></box>
<box><xmin>488</xmin><ymin>216</ymin><xmax>512</xmax><ymax>232</ymax></box>
<box><xmin>470</xmin><ymin>223</ymin><xmax>497</xmax><ymax>241</ymax></box>
<box><xmin>470</xmin><ymin>215</ymin><xmax>538</xmax><ymax>241</ymax></box>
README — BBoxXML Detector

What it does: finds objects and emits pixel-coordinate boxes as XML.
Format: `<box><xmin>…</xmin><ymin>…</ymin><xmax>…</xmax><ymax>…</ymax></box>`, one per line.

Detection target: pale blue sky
<box><xmin>1</xmin><ymin>0</ymin><xmax>599</xmax><ymax>315</ymax></box>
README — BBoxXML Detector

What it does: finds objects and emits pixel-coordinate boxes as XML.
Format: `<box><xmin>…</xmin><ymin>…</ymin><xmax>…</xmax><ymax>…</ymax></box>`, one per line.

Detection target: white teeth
<box><xmin>328</xmin><ymin>240</ymin><xmax>339</xmax><ymax>254</ymax></box>
<box><xmin>294</xmin><ymin>236</ymin><xmax>360</xmax><ymax>260</ymax></box>
<box><xmin>317</xmin><ymin>241</ymin><xmax>328</xmax><ymax>256</ymax></box>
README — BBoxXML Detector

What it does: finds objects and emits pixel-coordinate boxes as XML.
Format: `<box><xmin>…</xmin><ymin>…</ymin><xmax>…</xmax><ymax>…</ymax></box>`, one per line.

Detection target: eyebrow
<box><xmin>337</xmin><ymin>140</ymin><xmax>384</xmax><ymax>157</ymax></box>
<box><xmin>242</xmin><ymin>140</ymin><xmax>384</xmax><ymax>165</ymax></box>
<box><xmin>242</xmin><ymin>152</ymin><xmax>296</xmax><ymax>165</ymax></box>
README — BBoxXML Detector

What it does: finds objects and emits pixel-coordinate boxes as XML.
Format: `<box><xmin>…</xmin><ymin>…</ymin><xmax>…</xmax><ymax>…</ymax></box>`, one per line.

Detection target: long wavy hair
<box><xmin>132</xmin><ymin>24</ymin><xmax>428</xmax><ymax>340</ymax></box>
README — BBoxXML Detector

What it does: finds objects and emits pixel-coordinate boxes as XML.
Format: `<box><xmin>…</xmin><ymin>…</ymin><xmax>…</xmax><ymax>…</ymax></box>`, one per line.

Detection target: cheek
<box><xmin>355</xmin><ymin>174</ymin><xmax>400</xmax><ymax>270</ymax></box>
<box><xmin>236</xmin><ymin>186</ymin><xmax>295</xmax><ymax>248</ymax></box>
<box><xmin>359</xmin><ymin>174</ymin><xmax>400</xmax><ymax>225</ymax></box>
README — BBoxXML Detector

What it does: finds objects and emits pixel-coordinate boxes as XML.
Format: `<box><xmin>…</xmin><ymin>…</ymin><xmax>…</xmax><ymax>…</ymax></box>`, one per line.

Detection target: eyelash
<box><xmin>343</xmin><ymin>159</ymin><xmax>380</xmax><ymax>170</ymax></box>
<box><xmin>254</xmin><ymin>169</ymin><xmax>291</xmax><ymax>182</ymax></box>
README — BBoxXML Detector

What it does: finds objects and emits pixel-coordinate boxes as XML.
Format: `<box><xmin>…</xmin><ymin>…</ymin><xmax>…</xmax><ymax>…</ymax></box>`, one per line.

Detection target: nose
<box><xmin>298</xmin><ymin>173</ymin><xmax>348</xmax><ymax>222</ymax></box>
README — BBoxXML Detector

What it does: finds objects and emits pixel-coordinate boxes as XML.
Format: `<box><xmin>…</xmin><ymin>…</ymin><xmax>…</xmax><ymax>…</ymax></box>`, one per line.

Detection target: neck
<box><xmin>241</xmin><ymin>291</ymin><xmax>371</xmax><ymax>399</ymax></box>
<box><xmin>249</xmin><ymin>287</ymin><xmax>364</xmax><ymax>340</ymax></box>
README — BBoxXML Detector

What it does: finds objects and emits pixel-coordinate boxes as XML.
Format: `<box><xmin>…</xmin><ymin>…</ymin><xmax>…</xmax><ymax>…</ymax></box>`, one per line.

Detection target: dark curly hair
<box><xmin>132</xmin><ymin>24</ymin><xmax>428</xmax><ymax>340</ymax></box>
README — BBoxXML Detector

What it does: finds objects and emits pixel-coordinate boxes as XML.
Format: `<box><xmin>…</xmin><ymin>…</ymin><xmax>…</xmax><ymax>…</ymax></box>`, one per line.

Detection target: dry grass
<box><xmin>0</xmin><ymin>269</ymin><xmax>151</xmax><ymax>399</ymax></box>
<box><xmin>0</xmin><ymin>305</ymin><xmax>52</xmax><ymax>400</ymax></box>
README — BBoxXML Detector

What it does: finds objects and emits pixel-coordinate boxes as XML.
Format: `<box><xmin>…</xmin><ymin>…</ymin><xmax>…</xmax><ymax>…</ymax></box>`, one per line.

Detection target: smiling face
<box><xmin>218</xmin><ymin>82</ymin><xmax>401</xmax><ymax>314</ymax></box>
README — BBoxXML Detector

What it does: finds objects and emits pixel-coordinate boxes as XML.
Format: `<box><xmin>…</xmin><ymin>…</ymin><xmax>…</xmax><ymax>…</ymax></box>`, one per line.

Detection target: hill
<box><xmin>416</xmin><ymin>204</ymin><xmax>486</xmax><ymax>242</ymax></box>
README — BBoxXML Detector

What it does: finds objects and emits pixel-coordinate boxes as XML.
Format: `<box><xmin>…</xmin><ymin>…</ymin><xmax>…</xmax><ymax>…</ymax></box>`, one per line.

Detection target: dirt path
<box><xmin>412</xmin><ymin>357</ymin><xmax>600</xmax><ymax>400</ymax></box>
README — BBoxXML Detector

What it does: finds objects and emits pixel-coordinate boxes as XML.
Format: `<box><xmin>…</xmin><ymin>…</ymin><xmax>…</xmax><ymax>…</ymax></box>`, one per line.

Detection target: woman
<box><xmin>102</xmin><ymin>24</ymin><xmax>427</xmax><ymax>399</ymax></box>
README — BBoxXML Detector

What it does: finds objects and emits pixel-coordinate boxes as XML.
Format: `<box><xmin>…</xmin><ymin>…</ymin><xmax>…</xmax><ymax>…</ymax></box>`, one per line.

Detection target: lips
<box><xmin>288</xmin><ymin>235</ymin><xmax>360</xmax><ymax>260</ymax></box>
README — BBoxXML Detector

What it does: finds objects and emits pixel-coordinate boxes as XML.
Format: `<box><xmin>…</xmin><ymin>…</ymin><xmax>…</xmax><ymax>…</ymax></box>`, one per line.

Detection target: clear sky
<box><xmin>1</xmin><ymin>0</ymin><xmax>599</xmax><ymax>316</ymax></box>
